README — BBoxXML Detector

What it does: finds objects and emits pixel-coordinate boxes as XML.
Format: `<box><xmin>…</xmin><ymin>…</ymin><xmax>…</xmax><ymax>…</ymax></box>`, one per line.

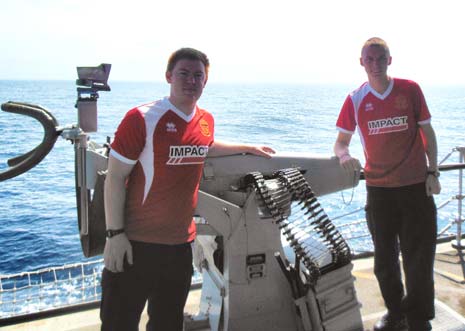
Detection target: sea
<box><xmin>0</xmin><ymin>80</ymin><xmax>464</xmax><ymax>277</ymax></box>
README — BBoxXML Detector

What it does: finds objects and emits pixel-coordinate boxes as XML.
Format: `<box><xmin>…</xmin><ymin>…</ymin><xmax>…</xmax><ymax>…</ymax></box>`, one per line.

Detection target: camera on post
<box><xmin>76</xmin><ymin>63</ymin><xmax>111</xmax><ymax>133</ymax></box>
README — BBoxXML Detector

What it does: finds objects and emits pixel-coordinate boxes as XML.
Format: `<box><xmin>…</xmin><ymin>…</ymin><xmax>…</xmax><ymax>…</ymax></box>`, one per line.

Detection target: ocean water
<box><xmin>0</xmin><ymin>80</ymin><xmax>464</xmax><ymax>276</ymax></box>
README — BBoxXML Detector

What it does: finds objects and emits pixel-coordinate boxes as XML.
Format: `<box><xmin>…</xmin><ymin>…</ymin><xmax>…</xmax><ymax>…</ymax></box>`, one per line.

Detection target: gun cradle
<box><xmin>190</xmin><ymin>153</ymin><xmax>363</xmax><ymax>331</ymax></box>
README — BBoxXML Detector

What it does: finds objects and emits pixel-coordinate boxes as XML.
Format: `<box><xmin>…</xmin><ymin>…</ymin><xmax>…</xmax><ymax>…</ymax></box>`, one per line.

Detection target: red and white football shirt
<box><xmin>110</xmin><ymin>97</ymin><xmax>214</xmax><ymax>244</ymax></box>
<box><xmin>336</xmin><ymin>78</ymin><xmax>431</xmax><ymax>187</ymax></box>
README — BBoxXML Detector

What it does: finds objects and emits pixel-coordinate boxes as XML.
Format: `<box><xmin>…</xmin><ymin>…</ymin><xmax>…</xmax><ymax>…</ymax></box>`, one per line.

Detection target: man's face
<box><xmin>166</xmin><ymin>59</ymin><xmax>208</xmax><ymax>103</ymax></box>
<box><xmin>360</xmin><ymin>45</ymin><xmax>392</xmax><ymax>80</ymax></box>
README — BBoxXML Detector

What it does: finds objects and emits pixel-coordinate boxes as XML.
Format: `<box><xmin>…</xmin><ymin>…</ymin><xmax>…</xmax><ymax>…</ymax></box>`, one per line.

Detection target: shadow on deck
<box><xmin>353</xmin><ymin>242</ymin><xmax>465</xmax><ymax>330</ymax></box>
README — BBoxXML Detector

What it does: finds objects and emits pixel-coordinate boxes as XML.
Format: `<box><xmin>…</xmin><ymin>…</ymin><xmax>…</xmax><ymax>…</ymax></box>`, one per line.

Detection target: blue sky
<box><xmin>1</xmin><ymin>0</ymin><xmax>464</xmax><ymax>85</ymax></box>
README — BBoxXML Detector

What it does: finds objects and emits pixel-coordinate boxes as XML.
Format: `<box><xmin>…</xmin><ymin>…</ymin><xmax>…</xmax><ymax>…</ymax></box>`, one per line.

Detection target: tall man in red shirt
<box><xmin>100</xmin><ymin>48</ymin><xmax>274</xmax><ymax>331</ymax></box>
<box><xmin>334</xmin><ymin>38</ymin><xmax>441</xmax><ymax>331</ymax></box>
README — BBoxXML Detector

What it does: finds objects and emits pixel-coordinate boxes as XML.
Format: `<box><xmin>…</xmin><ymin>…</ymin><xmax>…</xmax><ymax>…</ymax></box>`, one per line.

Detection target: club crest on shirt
<box><xmin>394</xmin><ymin>95</ymin><xmax>409</xmax><ymax>110</ymax></box>
<box><xmin>199</xmin><ymin>119</ymin><xmax>211</xmax><ymax>137</ymax></box>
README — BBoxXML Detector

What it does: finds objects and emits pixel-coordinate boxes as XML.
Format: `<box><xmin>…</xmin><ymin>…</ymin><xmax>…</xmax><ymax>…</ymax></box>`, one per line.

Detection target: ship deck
<box><xmin>2</xmin><ymin>241</ymin><xmax>465</xmax><ymax>331</ymax></box>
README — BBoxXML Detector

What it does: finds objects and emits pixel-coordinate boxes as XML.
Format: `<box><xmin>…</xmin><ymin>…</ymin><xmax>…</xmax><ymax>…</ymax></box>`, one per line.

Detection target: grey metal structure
<box><xmin>188</xmin><ymin>153</ymin><xmax>363</xmax><ymax>331</ymax></box>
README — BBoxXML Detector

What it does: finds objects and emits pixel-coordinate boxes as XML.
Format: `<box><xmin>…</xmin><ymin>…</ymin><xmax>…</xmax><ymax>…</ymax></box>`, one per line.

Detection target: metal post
<box><xmin>75</xmin><ymin>133</ymin><xmax>89</xmax><ymax>236</ymax></box>
<box><xmin>452</xmin><ymin>147</ymin><xmax>464</xmax><ymax>251</ymax></box>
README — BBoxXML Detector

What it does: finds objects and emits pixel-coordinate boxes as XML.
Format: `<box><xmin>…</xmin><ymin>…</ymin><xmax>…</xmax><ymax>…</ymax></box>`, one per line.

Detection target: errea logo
<box><xmin>167</xmin><ymin>145</ymin><xmax>209</xmax><ymax>165</ymax></box>
<box><xmin>365</xmin><ymin>102</ymin><xmax>374</xmax><ymax>112</ymax></box>
<box><xmin>166</xmin><ymin>122</ymin><xmax>177</xmax><ymax>133</ymax></box>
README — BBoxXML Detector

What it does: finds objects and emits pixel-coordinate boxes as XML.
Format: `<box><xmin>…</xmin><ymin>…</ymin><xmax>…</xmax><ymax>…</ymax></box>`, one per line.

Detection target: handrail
<box><xmin>359</xmin><ymin>163</ymin><xmax>465</xmax><ymax>180</ymax></box>
<box><xmin>0</xmin><ymin>102</ymin><xmax>60</xmax><ymax>181</ymax></box>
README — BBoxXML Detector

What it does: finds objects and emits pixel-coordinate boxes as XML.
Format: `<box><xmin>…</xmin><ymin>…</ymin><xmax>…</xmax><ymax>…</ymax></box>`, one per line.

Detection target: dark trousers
<box><xmin>366</xmin><ymin>183</ymin><xmax>437</xmax><ymax>321</ymax></box>
<box><xmin>100</xmin><ymin>241</ymin><xmax>193</xmax><ymax>331</ymax></box>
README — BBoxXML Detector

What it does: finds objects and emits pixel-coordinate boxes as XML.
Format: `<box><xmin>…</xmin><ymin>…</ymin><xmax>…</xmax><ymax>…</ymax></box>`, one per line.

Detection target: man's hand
<box><xmin>207</xmin><ymin>141</ymin><xmax>275</xmax><ymax>158</ymax></box>
<box><xmin>426</xmin><ymin>175</ymin><xmax>441</xmax><ymax>196</ymax></box>
<box><xmin>338</xmin><ymin>154</ymin><xmax>362</xmax><ymax>173</ymax></box>
<box><xmin>245</xmin><ymin>146</ymin><xmax>276</xmax><ymax>158</ymax></box>
<box><xmin>103</xmin><ymin>233</ymin><xmax>133</xmax><ymax>273</ymax></box>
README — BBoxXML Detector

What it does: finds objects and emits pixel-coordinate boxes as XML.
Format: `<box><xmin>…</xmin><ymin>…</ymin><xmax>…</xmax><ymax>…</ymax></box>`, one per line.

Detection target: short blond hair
<box><xmin>362</xmin><ymin>37</ymin><xmax>390</xmax><ymax>56</ymax></box>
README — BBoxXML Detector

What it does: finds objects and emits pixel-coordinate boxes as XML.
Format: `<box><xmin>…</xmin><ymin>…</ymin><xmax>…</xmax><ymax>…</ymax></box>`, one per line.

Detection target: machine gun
<box><xmin>187</xmin><ymin>154</ymin><xmax>363</xmax><ymax>331</ymax></box>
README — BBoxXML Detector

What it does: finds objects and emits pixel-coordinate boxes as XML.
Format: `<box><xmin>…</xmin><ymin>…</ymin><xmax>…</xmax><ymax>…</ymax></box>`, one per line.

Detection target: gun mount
<box><xmin>187</xmin><ymin>153</ymin><xmax>363</xmax><ymax>331</ymax></box>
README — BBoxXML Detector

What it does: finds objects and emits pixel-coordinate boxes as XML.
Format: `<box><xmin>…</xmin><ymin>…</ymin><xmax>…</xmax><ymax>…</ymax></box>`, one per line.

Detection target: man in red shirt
<box><xmin>334</xmin><ymin>38</ymin><xmax>441</xmax><ymax>331</ymax></box>
<box><xmin>100</xmin><ymin>48</ymin><xmax>274</xmax><ymax>331</ymax></box>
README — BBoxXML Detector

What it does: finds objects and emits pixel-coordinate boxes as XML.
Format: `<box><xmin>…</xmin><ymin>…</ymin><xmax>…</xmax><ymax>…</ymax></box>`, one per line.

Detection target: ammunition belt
<box><xmin>245</xmin><ymin>168</ymin><xmax>352</xmax><ymax>283</ymax></box>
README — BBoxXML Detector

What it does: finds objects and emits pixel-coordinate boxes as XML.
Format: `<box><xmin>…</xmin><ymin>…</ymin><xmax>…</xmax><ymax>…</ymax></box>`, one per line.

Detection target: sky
<box><xmin>1</xmin><ymin>0</ymin><xmax>464</xmax><ymax>85</ymax></box>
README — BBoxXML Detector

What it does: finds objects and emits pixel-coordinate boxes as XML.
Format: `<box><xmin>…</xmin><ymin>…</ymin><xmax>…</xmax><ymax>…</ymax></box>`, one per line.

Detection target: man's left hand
<box><xmin>426</xmin><ymin>175</ymin><xmax>441</xmax><ymax>196</ymax></box>
<box><xmin>247</xmin><ymin>146</ymin><xmax>276</xmax><ymax>158</ymax></box>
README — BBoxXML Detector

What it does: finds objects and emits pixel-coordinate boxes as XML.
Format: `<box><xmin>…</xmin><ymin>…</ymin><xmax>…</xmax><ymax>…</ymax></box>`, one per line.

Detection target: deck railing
<box><xmin>0</xmin><ymin>260</ymin><xmax>103</xmax><ymax>320</ymax></box>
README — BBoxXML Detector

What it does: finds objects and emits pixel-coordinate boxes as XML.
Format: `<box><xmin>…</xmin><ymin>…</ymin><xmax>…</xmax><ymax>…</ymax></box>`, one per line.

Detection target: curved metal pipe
<box><xmin>0</xmin><ymin>101</ymin><xmax>60</xmax><ymax>181</ymax></box>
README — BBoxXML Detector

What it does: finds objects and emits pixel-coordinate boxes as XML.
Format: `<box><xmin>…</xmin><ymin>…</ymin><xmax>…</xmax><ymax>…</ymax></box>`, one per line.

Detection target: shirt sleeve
<box><xmin>209</xmin><ymin>113</ymin><xmax>215</xmax><ymax>146</ymax></box>
<box><xmin>110</xmin><ymin>108</ymin><xmax>147</xmax><ymax>163</ymax></box>
<box><xmin>336</xmin><ymin>95</ymin><xmax>357</xmax><ymax>134</ymax></box>
<box><xmin>411</xmin><ymin>81</ymin><xmax>432</xmax><ymax>124</ymax></box>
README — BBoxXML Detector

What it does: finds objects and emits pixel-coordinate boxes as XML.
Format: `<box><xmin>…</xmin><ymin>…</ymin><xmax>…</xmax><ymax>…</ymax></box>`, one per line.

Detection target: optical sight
<box><xmin>75</xmin><ymin>63</ymin><xmax>111</xmax><ymax>133</ymax></box>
